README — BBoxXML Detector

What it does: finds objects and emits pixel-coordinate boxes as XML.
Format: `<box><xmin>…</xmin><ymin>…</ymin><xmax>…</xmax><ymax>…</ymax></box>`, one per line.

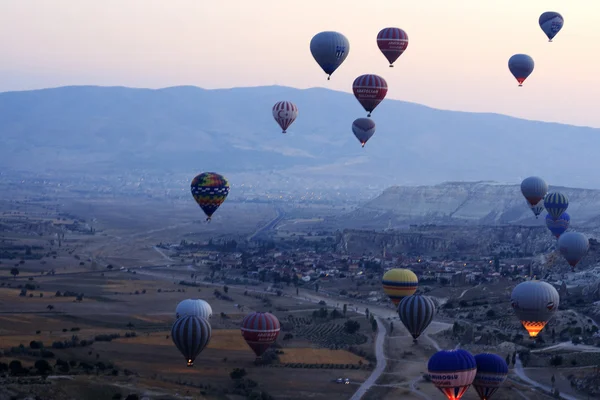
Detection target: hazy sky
<box><xmin>1</xmin><ymin>0</ymin><xmax>599</xmax><ymax>127</ymax></box>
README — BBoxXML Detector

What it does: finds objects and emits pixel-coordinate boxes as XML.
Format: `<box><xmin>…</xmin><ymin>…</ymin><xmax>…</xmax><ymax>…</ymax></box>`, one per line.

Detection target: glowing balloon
<box><xmin>352</xmin><ymin>118</ymin><xmax>376</xmax><ymax>147</ymax></box>
<box><xmin>171</xmin><ymin>315</ymin><xmax>211</xmax><ymax>367</ymax></box>
<box><xmin>508</xmin><ymin>54</ymin><xmax>534</xmax><ymax>87</ymax></box>
<box><xmin>511</xmin><ymin>280</ymin><xmax>559</xmax><ymax>338</ymax></box>
<box><xmin>428</xmin><ymin>349</ymin><xmax>477</xmax><ymax>400</ymax></box>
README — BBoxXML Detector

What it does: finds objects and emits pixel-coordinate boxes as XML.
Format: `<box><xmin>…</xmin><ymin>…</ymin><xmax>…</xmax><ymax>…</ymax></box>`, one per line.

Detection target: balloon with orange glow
<box><xmin>382</xmin><ymin>268</ymin><xmax>418</xmax><ymax>305</ymax></box>
<box><xmin>510</xmin><ymin>280</ymin><xmax>559</xmax><ymax>338</ymax></box>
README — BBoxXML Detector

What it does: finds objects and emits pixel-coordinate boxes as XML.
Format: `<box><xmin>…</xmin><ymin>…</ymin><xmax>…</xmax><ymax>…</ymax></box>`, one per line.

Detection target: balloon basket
<box><xmin>187</xmin><ymin>360</ymin><xmax>194</xmax><ymax>367</ymax></box>
<box><xmin>389</xmin><ymin>65</ymin><xmax>394</xmax><ymax>68</ymax></box>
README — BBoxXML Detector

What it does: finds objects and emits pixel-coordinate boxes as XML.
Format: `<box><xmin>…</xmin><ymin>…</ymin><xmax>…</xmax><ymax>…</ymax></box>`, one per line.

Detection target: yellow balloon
<box><xmin>382</xmin><ymin>268</ymin><xmax>418</xmax><ymax>305</ymax></box>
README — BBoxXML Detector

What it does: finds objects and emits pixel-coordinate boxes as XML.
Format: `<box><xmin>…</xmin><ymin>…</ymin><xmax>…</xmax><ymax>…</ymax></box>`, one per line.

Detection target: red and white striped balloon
<box><xmin>272</xmin><ymin>101</ymin><xmax>298</xmax><ymax>133</ymax></box>
<box><xmin>352</xmin><ymin>75</ymin><xmax>388</xmax><ymax>117</ymax></box>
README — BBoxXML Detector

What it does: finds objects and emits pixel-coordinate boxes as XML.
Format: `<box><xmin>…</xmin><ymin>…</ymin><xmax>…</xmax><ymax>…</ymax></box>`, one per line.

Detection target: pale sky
<box><xmin>1</xmin><ymin>0</ymin><xmax>599</xmax><ymax>127</ymax></box>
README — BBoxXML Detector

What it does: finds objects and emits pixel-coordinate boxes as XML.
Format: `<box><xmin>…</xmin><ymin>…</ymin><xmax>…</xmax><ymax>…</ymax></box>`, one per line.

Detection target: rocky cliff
<box><xmin>338</xmin><ymin>181</ymin><xmax>600</xmax><ymax>230</ymax></box>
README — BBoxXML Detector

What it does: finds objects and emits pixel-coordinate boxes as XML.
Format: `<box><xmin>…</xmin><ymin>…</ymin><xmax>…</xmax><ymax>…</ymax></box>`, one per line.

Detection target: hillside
<box><xmin>1</xmin><ymin>85</ymin><xmax>600</xmax><ymax>192</ymax></box>
<box><xmin>326</xmin><ymin>181</ymin><xmax>600</xmax><ymax>229</ymax></box>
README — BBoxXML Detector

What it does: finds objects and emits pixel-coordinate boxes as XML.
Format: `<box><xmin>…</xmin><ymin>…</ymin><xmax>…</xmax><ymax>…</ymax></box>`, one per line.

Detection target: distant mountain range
<box><xmin>1</xmin><ymin>85</ymin><xmax>600</xmax><ymax>191</ymax></box>
<box><xmin>331</xmin><ymin>181</ymin><xmax>600</xmax><ymax>230</ymax></box>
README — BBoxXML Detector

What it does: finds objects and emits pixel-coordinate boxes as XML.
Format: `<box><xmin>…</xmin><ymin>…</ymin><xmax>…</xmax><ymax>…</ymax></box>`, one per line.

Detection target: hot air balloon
<box><xmin>511</xmin><ymin>280</ymin><xmax>559</xmax><ymax>338</ymax></box>
<box><xmin>428</xmin><ymin>349</ymin><xmax>477</xmax><ymax>400</ymax></box>
<box><xmin>545</xmin><ymin>212</ymin><xmax>570</xmax><ymax>239</ymax></box>
<box><xmin>558</xmin><ymin>232</ymin><xmax>589</xmax><ymax>271</ymax></box>
<box><xmin>310</xmin><ymin>31</ymin><xmax>350</xmax><ymax>80</ymax></box>
<box><xmin>529</xmin><ymin>201</ymin><xmax>545</xmax><ymax>219</ymax></box>
<box><xmin>382</xmin><ymin>268</ymin><xmax>418</xmax><ymax>305</ymax></box>
<box><xmin>539</xmin><ymin>12</ymin><xmax>564</xmax><ymax>42</ymax></box>
<box><xmin>190</xmin><ymin>172</ymin><xmax>230</xmax><ymax>221</ymax></box>
<box><xmin>544</xmin><ymin>192</ymin><xmax>569</xmax><ymax>220</ymax></box>
<box><xmin>171</xmin><ymin>315</ymin><xmax>211</xmax><ymax>367</ymax></box>
<box><xmin>473</xmin><ymin>353</ymin><xmax>508</xmax><ymax>400</ymax></box>
<box><xmin>376</xmin><ymin>27</ymin><xmax>409</xmax><ymax>67</ymax></box>
<box><xmin>520</xmin><ymin>177</ymin><xmax>548</xmax><ymax>207</ymax></box>
<box><xmin>241</xmin><ymin>312</ymin><xmax>280</xmax><ymax>359</ymax></box>
<box><xmin>352</xmin><ymin>118</ymin><xmax>376</xmax><ymax>147</ymax></box>
<box><xmin>398</xmin><ymin>295</ymin><xmax>435</xmax><ymax>343</ymax></box>
<box><xmin>508</xmin><ymin>54</ymin><xmax>534</xmax><ymax>87</ymax></box>
<box><xmin>272</xmin><ymin>101</ymin><xmax>298</xmax><ymax>133</ymax></box>
<box><xmin>176</xmin><ymin>299</ymin><xmax>213</xmax><ymax>320</ymax></box>
<box><xmin>352</xmin><ymin>74</ymin><xmax>388</xmax><ymax>117</ymax></box>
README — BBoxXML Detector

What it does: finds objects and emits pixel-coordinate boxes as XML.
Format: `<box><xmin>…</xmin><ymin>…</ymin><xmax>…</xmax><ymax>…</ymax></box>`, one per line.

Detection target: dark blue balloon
<box><xmin>539</xmin><ymin>12</ymin><xmax>564</xmax><ymax>41</ymax></box>
<box><xmin>546</xmin><ymin>212</ymin><xmax>570</xmax><ymax>238</ymax></box>
<box><xmin>473</xmin><ymin>353</ymin><xmax>508</xmax><ymax>400</ymax></box>
<box><xmin>508</xmin><ymin>54</ymin><xmax>534</xmax><ymax>86</ymax></box>
<box><xmin>310</xmin><ymin>31</ymin><xmax>350</xmax><ymax>80</ymax></box>
<box><xmin>428</xmin><ymin>350</ymin><xmax>477</xmax><ymax>400</ymax></box>
<box><xmin>428</xmin><ymin>349</ymin><xmax>476</xmax><ymax>372</ymax></box>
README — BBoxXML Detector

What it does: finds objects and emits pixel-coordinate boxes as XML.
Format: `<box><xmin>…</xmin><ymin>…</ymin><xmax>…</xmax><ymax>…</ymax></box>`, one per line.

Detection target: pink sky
<box><xmin>1</xmin><ymin>0</ymin><xmax>598</xmax><ymax>127</ymax></box>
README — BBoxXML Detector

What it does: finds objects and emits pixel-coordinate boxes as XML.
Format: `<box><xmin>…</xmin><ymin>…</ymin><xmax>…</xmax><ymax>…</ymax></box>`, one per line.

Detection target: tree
<box><xmin>486</xmin><ymin>309</ymin><xmax>496</xmax><ymax>318</ymax></box>
<box><xmin>315</xmin><ymin>283</ymin><xmax>319</xmax><ymax>293</ymax></box>
<box><xmin>343</xmin><ymin>304</ymin><xmax>347</xmax><ymax>317</ymax></box>
<box><xmin>511</xmin><ymin>352</ymin><xmax>516</xmax><ymax>366</ymax></box>
<box><xmin>549</xmin><ymin>355</ymin><xmax>563</xmax><ymax>367</ymax></box>
<box><xmin>365</xmin><ymin>308</ymin><xmax>370</xmax><ymax>319</ymax></box>
<box><xmin>344</xmin><ymin>320</ymin><xmax>360</xmax><ymax>334</ymax></box>
<box><xmin>493</xmin><ymin>256</ymin><xmax>500</xmax><ymax>272</ymax></box>
<box><xmin>390</xmin><ymin>322</ymin><xmax>394</xmax><ymax>334</ymax></box>
<box><xmin>230</xmin><ymin>368</ymin><xmax>247</xmax><ymax>380</ymax></box>
<box><xmin>505</xmin><ymin>354</ymin><xmax>510</xmax><ymax>367</ymax></box>
<box><xmin>10</xmin><ymin>268</ymin><xmax>19</xmax><ymax>279</ymax></box>
<box><xmin>371</xmin><ymin>319</ymin><xmax>378</xmax><ymax>332</ymax></box>
<box><xmin>223</xmin><ymin>285</ymin><xmax>229</xmax><ymax>294</ymax></box>
<box><xmin>47</xmin><ymin>304</ymin><xmax>54</xmax><ymax>311</ymax></box>
<box><xmin>35</xmin><ymin>359</ymin><xmax>52</xmax><ymax>375</ymax></box>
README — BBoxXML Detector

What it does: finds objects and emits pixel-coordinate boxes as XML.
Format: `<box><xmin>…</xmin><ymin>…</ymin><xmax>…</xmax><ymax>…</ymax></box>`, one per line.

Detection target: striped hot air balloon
<box><xmin>376</xmin><ymin>27</ymin><xmax>409</xmax><ymax>67</ymax></box>
<box><xmin>352</xmin><ymin>74</ymin><xmax>388</xmax><ymax>117</ymax></box>
<box><xmin>190</xmin><ymin>172</ymin><xmax>230</xmax><ymax>221</ymax></box>
<box><xmin>428</xmin><ymin>349</ymin><xmax>477</xmax><ymax>400</ymax></box>
<box><xmin>351</xmin><ymin>118</ymin><xmax>376</xmax><ymax>147</ymax></box>
<box><xmin>382</xmin><ymin>269</ymin><xmax>418</xmax><ymax>305</ymax></box>
<box><xmin>473</xmin><ymin>353</ymin><xmax>508</xmax><ymax>400</ymax></box>
<box><xmin>398</xmin><ymin>295</ymin><xmax>435</xmax><ymax>343</ymax></box>
<box><xmin>544</xmin><ymin>192</ymin><xmax>569</xmax><ymax>220</ymax></box>
<box><xmin>272</xmin><ymin>101</ymin><xmax>298</xmax><ymax>133</ymax></box>
<box><xmin>241</xmin><ymin>312</ymin><xmax>280</xmax><ymax>359</ymax></box>
<box><xmin>176</xmin><ymin>299</ymin><xmax>213</xmax><ymax>320</ymax></box>
<box><xmin>511</xmin><ymin>280</ymin><xmax>559</xmax><ymax>338</ymax></box>
<box><xmin>529</xmin><ymin>200</ymin><xmax>545</xmax><ymax>218</ymax></box>
<box><xmin>171</xmin><ymin>315</ymin><xmax>212</xmax><ymax>367</ymax></box>
<box><xmin>558</xmin><ymin>232</ymin><xmax>589</xmax><ymax>271</ymax></box>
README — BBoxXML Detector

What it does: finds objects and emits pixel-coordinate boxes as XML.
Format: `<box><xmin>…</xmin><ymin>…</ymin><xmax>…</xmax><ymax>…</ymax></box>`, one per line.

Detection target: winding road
<box><xmin>349</xmin><ymin>317</ymin><xmax>387</xmax><ymax>400</ymax></box>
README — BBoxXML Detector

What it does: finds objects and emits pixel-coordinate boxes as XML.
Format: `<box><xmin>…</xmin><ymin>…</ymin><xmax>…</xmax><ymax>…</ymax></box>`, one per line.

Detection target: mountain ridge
<box><xmin>1</xmin><ymin>84</ymin><xmax>600</xmax><ymax>191</ymax></box>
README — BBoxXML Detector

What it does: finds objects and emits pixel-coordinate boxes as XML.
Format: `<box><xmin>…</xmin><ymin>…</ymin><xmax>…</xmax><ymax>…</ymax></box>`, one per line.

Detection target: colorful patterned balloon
<box><xmin>382</xmin><ymin>268</ymin><xmax>418</xmax><ymax>305</ymax></box>
<box><xmin>190</xmin><ymin>172</ymin><xmax>230</xmax><ymax>221</ymax></box>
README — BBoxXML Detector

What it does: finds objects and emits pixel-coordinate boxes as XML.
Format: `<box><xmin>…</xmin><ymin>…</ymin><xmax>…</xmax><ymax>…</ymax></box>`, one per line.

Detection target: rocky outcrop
<box><xmin>339</xmin><ymin>181</ymin><xmax>600</xmax><ymax>229</ymax></box>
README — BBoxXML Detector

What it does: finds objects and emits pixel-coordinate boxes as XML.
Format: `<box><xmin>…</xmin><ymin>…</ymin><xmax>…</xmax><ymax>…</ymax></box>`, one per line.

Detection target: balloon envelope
<box><xmin>428</xmin><ymin>349</ymin><xmax>477</xmax><ymax>400</ymax></box>
<box><xmin>398</xmin><ymin>295</ymin><xmax>435</xmax><ymax>341</ymax></box>
<box><xmin>520</xmin><ymin>176</ymin><xmax>548</xmax><ymax>206</ymax></box>
<box><xmin>176</xmin><ymin>299</ymin><xmax>213</xmax><ymax>320</ymax></box>
<box><xmin>473</xmin><ymin>353</ymin><xmax>508</xmax><ymax>400</ymax></box>
<box><xmin>376</xmin><ymin>27</ymin><xmax>409</xmax><ymax>66</ymax></box>
<box><xmin>508</xmin><ymin>54</ymin><xmax>534</xmax><ymax>86</ymax></box>
<box><xmin>352</xmin><ymin>118</ymin><xmax>376</xmax><ymax>147</ymax></box>
<box><xmin>558</xmin><ymin>232</ymin><xmax>589</xmax><ymax>269</ymax></box>
<box><xmin>545</xmin><ymin>212</ymin><xmax>570</xmax><ymax>238</ymax></box>
<box><xmin>544</xmin><ymin>192</ymin><xmax>569</xmax><ymax>220</ymax></box>
<box><xmin>539</xmin><ymin>12</ymin><xmax>564</xmax><ymax>41</ymax></box>
<box><xmin>352</xmin><ymin>74</ymin><xmax>388</xmax><ymax>117</ymax></box>
<box><xmin>382</xmin><ymin>268</ymin><xmax>418</xmax><ymax>305</ymax></box>
<box><xmin>241</xmin><ymin>312</ymin><xmax>280</xmax><ymax>357</ymax></box>
<box><xmin>511</xmin><ymin>280</ymin><xmax>559</xmax><ymax>337</ymax></box>
<box><xmin>310</xmin><ymin>31</ymin><xmax>350</xmax><ymax>80</ymax></box>
<box><xmin>272</xmin><ymin>101</ymin><xmax>298</xmax><ymax>133</ymax></box>
<box><xmin>190</xmin><ymin>173</ymin><xmax>230</xmax><ymax>221</ymax></box>
<box><xmin>171</xmin><ymin>315</ymin><xmax>211</xmax><ymax>367</ymax></box>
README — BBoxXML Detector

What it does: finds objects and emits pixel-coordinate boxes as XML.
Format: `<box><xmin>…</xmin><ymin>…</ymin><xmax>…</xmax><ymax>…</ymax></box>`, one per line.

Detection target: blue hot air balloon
<box><xmin>508</xmin><ymin>54</ymin><xmax>534</xmax><ymax>87</ymax></box>
<box><xmin>428</xmin><ymin>349</ymin><xmax>477</xmax><ymax>400</ymax></box>
<box><xmin>310</xmin><ymin>31</ymin><xmax>350</xmax><ymax>80</ymax></box>
<box><xmin>398</xmin><ymin>294</ymin><xmax>435</xmax><ymax>343</ymax></box>
<box><xmin>544</xmin><ymin>192</ymin><xmax>569</xmax><ymax>220</ymax></box>
<box><xmin>473</xmin><ymin>353</ymin><xmax>508</xmax><ymax>400</ymax></box>
<box><xmin>545</xmin><ymin>212</ymin><xmax>570</xmax><ymax>239</ymax></box>
<box><xmin>539</xmin><ymin>12</ymin><xmax>564</xmax><ymax>42</ymax></box>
